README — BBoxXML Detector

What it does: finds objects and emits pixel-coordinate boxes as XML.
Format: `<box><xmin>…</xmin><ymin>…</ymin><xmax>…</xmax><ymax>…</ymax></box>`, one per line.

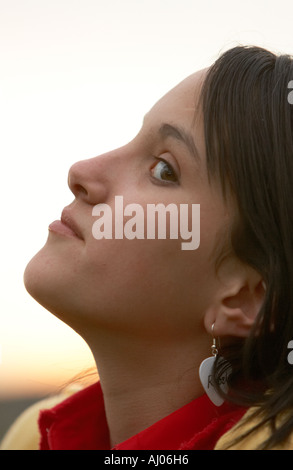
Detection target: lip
<box><xmin>48</xmin><ymin>209</ymin><xmax>84</xmax><ymax>240</ymax></box>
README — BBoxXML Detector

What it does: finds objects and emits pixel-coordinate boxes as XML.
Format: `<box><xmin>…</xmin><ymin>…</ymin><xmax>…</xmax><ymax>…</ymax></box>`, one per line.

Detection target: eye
<box><xmin>150</xmin><ymin>159</ymin><xmax>178</xmax><ymax>184</ymax></box>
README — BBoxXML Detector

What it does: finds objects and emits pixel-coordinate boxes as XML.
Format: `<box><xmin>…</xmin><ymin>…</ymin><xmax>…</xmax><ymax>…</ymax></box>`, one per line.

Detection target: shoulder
<box><xmin>0</xmin><ymin>385</ymin><xmax>82</xmax><ymax>450</ymax></box>
<box><xmin>215</xmin><ymin>406</ymin><xmax>293</xmax><ymax>450</ymax></box>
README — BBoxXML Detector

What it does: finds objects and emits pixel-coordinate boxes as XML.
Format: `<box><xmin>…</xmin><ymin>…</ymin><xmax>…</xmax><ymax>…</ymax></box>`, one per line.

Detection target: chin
<box><xmin>24</xmin><ymin>248</ymin><xmax>46</xmax><ymax>299</ymax></box>
<box><xmin>23</xmin><ymin>244</ymin><xmax>93</xmax><ymax>338</ymax></box>
<box><xmin>23</xmin><ymin>245</ymin><xmax>68</xmax><ymax>319</ymax></box>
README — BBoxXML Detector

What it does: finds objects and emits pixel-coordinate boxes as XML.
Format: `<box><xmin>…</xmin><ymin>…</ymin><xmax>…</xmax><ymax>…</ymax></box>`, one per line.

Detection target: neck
<box><xmin>85</xmin><ymin>328</ymin><xmax>209</xmax><ymax>448</ymax></box>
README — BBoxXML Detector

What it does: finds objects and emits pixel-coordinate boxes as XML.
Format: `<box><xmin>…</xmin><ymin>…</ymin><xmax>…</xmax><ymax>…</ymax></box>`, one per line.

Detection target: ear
<box><xmin>204</xmin><ymin>260</ymin><xmax>266</xmax><ymax>338</ymax></box>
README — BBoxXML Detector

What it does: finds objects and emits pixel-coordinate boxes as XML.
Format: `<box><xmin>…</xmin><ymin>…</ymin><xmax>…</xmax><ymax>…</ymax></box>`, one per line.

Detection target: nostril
<box><xmin>67</xmin><ymin>168</ymin><xmax>88</xmax><ymax>197</ymax></box>
<box><xmin>67</xmin><ymin>158</ymin><xmax>108</xmax><ymax>204</ymax></box>
<box><xmin>72</xmin><ymin>183</ymin><xmax>88</xmax><ymax>197</ymax></box>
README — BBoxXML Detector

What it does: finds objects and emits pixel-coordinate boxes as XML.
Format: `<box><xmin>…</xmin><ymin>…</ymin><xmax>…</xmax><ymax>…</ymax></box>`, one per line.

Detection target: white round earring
<box><xmin>199</xmin><ymin>323</ymin><xmax>230</xmax><ymax>407</ymax></box>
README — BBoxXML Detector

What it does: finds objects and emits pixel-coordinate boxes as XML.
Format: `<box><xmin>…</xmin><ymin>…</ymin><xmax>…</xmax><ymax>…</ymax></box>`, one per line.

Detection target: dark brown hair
<box><xmin>201</xmin><ymin>45</ymin><xmax>293</xmax><ymax>449</ymax></box>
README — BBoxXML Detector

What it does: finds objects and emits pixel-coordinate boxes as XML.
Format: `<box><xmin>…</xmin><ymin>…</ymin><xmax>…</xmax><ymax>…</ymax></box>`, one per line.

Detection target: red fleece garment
<box><xmin>38</xmin><ymin>382</ymin><xmax>246</xmax><ymax>450</ymax></box>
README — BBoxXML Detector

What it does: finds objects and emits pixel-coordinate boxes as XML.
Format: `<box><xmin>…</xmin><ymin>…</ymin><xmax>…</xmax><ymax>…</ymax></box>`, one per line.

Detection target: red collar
<box><xmin>38</xmin><ymin>382</ymin><xmax>246</xmax><ymax>450</ymax></box>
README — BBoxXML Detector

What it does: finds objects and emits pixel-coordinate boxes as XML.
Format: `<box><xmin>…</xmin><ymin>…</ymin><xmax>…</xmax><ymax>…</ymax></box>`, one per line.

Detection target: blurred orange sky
<box><xmin>0</xmin><ymin>296</ymin><xmax>96</xmax><ymax>399</ymax></box>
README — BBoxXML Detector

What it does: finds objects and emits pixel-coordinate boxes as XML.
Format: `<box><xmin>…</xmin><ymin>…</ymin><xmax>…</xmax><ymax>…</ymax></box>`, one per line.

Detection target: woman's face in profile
<box><xmin>24</xmin><ymin>69</ymin><xmax>231</xmax><ymax>344</ymax></box>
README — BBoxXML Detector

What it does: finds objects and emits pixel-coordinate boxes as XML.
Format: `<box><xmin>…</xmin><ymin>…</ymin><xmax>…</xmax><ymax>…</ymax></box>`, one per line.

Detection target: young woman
<box><xmin>2</xmin><ymin>45</ymin><xmax>293</xmax><ymax>450</ymax></box>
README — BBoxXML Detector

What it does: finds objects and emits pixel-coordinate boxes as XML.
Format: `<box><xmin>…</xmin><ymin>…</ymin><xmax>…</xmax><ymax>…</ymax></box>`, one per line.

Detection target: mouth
<box><xmin>48</xmin><ymin>209</ymin><xmax>84</xmax><ymax>240</ymax></box>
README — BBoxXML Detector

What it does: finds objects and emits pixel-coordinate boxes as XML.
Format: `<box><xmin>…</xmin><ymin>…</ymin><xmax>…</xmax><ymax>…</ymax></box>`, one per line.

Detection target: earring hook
<box><xmin>211</xmin><ymin>323</ymin><xmax>218</xmax><ymax>357</ymax></box>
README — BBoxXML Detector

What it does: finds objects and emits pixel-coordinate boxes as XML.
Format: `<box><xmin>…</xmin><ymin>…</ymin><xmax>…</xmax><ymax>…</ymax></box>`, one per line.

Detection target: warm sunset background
<box><xmin>1</xmin><ymin>0</ymin><xmax>293</xmax><ymax>439</ymax></box>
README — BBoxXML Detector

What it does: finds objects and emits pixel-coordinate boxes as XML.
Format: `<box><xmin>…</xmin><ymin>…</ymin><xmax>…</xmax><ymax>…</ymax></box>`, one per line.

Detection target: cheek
<box><xmin>83</xmin><ymin>234</ymin><xmax>216</xmax><ymax>327</ymax></box>
<box><xmin>85</xmin><ymin>189</ymin><xmax>223</xmax><ymax>299</ymax></box>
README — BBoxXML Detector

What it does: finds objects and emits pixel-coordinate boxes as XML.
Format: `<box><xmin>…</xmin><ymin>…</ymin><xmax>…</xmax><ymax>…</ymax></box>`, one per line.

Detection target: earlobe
<box><xmin>213</xmin><ymin>305</ymin><xmax>256</xmax><ymax>338</ymax></box>
<box><xmin>204</xmin><ymin>274</ymin><xmax>265</xmax><ymax>339</ymax></box>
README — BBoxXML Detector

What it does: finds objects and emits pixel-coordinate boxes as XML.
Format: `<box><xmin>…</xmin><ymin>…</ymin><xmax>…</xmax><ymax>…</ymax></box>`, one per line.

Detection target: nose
<box><xmin>68</xmin><ymin>149</ymin><xmax>125</xmax><ymax>204</ymax></box>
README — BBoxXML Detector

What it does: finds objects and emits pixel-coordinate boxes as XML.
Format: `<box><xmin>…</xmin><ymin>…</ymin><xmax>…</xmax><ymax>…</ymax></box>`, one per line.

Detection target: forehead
<box><xmin>141</xmin><ymin>69</ymin><xmax>207</xmax><ymax>169</ymax></box>
<box><xmin>146</xmin><ymin>69</ymin><xmax>207</xmax><ymax>127</ymax></box>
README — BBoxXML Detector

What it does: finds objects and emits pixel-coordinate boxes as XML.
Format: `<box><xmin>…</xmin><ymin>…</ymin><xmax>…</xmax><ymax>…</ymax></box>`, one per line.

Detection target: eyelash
<box><xmin>150</xmin><ymin>158</ymin><xmax>179</xmax><ymax>185</ymax></box>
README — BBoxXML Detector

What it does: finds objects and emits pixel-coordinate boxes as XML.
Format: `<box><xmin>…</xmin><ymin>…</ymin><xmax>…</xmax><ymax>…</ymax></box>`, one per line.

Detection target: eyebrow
<box><xmin>158</xmin><ymin>123</ymin><xmax>201</xmax><ymax>164</ymax></box>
